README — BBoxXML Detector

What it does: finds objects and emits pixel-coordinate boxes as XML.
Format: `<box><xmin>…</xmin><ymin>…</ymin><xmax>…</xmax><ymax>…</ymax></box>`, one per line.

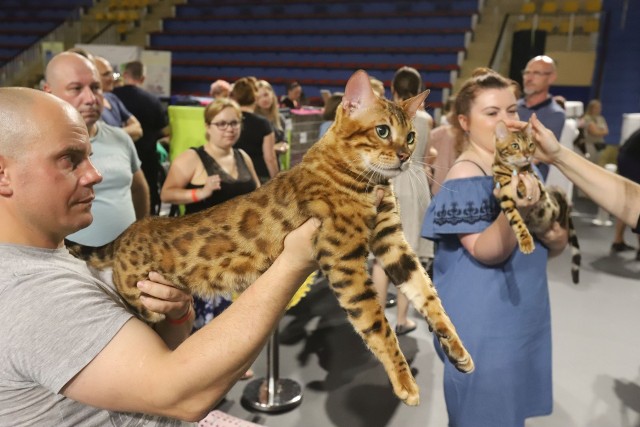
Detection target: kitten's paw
<box><xmin>519</xmin><ymin>237</ymin><xmax>535</xmax><ymax>254</ymax></box>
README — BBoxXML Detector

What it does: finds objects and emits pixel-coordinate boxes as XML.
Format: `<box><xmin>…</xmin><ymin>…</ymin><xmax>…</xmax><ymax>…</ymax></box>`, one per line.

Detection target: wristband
<box><xmin>190</xmin><ymin>188</ymin><xmax>199</xmax><ymax>202</ymax></box>
<box><xmin>167</xmin><ymin>304</ymin><xmax>192</xmax><ymax>325</ymax></box>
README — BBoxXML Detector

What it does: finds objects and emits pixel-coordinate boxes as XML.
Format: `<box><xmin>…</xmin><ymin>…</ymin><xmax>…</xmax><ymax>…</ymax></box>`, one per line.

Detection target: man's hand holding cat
<box><xmin>280</xmin><ymin>218</ymin><xmax>320</xmax><ymax>278</ymax></box>
<box><xmin>137</xmin><ymin>271</ymin><xmax>193</xmax><ymax>320</ymax></box>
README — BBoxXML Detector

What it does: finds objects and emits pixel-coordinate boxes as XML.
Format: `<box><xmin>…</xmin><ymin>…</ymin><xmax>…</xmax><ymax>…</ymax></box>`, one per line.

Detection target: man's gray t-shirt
<box><xmin>0</xmin><ymin>244</ymin><xmax>195</xmax><ymax>426</ymax></box>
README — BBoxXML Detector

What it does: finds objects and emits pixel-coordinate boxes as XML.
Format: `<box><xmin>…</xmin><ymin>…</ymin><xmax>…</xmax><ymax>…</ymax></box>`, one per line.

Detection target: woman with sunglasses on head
<box><xmin>160</xmin><ymin>99</ymin><xmax>260</xmax><ymax>376</ymax></box>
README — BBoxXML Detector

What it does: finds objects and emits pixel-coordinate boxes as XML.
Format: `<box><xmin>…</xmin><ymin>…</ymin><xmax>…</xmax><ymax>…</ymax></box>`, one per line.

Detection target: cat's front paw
<box><xmin>519</xmin><ymin>236</ymin><xmax>535</xmax><ymax>254</ymax></box>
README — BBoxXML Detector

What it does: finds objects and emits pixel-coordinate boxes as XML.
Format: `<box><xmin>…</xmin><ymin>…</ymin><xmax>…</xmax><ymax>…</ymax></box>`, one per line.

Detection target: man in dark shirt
<box><xmin>114</xmin><ymin>60</ymin><xmax>168</xmax><ymax>214</ymax></box>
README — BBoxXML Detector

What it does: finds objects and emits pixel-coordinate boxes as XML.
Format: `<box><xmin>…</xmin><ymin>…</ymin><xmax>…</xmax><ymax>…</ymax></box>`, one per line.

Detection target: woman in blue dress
<box><xmin>422</xmin><ymin>69</ymin><xmax>569</xmax><ymax>426</ymax></box>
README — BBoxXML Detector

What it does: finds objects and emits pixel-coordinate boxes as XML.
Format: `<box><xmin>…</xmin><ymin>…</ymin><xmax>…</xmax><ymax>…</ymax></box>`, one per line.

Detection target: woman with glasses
<box><xmin>160</xmin><ymin>99</ymin><xmax>260</xmax><ymax>373</ymax></box>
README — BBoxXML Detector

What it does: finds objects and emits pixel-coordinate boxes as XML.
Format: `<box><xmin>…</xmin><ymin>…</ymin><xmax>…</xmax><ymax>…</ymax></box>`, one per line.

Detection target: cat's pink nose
<box><xmin>397</xmin><ymin>151</ymin><xmax>410</xmax><ymax>163</ymax></box>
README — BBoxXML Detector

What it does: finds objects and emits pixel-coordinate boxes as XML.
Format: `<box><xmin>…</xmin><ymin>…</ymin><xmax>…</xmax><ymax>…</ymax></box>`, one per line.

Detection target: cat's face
<box><xmin>332</xmin><ymin>70</ymin><xmax>428</xmax><ymax>181</ymax></box>
<box><xmin>494</xmin><ymin>120</ymin><xmax>535</xmax><ymax>167</ymax></box>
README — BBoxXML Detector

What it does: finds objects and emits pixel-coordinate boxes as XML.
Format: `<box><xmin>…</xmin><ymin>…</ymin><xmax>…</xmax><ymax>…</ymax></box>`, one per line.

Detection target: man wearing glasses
<box><xmin>517</xmin><ymin>55</ymin><xmax>566</xmax><ymax>180</ymax></box>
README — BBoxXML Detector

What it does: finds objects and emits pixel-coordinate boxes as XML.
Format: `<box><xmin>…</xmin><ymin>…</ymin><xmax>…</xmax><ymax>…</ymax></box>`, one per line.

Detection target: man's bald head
<box><xmin>44</xmin><ymin>51</ymin><xmax>103</xmax><ymax>130</ymax></box>
<box><xmin>0</xmin><ymin>87</ymin><xmax>84</xmax><ymax>159</ymax></box>
<box><xmin>94</xmin><ymin>56</ymin><xmax>115</xmax><ymax>92</ymax></box>
<box><xmin>45</xmin><ymin>51</ymin><xmax>97</xmax><ymax>89</ymax></box>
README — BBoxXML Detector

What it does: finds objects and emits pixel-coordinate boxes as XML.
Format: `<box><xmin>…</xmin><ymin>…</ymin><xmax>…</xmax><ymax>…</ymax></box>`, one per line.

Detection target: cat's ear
<box><xmin>341</xmin><ymin>70</ymin><xmax>378</xmax><ymax>117</ymax></box>
<box><xmin>495</xmin><ymin>120</ymin><xmax>510</xmax><ymax>142</ymax></box>
<box><xmin>525</xmin><ymin>120</ymin><xmax>533</xmax><ymax>138</ymax></box>
<box><xmin>401</xmin><ymin>89</ymin><xmax>430</xmax><ymax>119</ymax></box>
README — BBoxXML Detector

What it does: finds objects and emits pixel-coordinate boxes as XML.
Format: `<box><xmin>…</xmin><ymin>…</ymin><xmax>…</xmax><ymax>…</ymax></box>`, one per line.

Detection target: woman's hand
<box><xmin>137</xmin><ymin>271</ymin><xmax>193</xmax><ymax>321</ymax></box>
<box><xmin>274</xmin><ymin>142</ymin><xmax>289</xmax><ymax>154</ymax></box>
<box><xmin>493</xmin><ymin>171</ymin><xmax>540</xmax><ymax>216</ymax></box>
<box><xmin>199</xmin><ymin>174</ymin><xmax>222</xmax><ymax>199</ymax></box>
<box><xmin>537</xmin><ymin>221</ymin><xmax>569</xmax><ymax>258</ymax></box>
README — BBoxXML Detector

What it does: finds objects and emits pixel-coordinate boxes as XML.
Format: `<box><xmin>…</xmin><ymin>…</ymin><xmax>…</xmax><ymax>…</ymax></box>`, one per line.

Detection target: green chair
<box><xmin>168</xmin><ymin>105</ymin><xmax>207</xmax><ymax>161</ymax></box>
<box><xmin>166</xmin><ymin>105</ymin><xmax>207</xmax><ymax>216</ymax></box>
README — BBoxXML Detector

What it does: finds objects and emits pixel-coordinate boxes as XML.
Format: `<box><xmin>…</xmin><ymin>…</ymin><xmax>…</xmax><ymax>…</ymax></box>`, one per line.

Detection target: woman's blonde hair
<box><xmin>204</xmin><ymin>98</ymin><xmax>242</xmax><ymax>139</ymax></box>
<box><xmin>254</xmin><ymin>80</ymin><xmax>283</xmax><ymax>132</ymax></box>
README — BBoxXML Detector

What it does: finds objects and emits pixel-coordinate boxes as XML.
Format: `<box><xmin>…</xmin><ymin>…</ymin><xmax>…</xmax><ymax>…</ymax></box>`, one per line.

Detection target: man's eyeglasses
<box><xmin>209</xmin><ymin>120</ymin><xmax>241</xmax><ymax>130</ymax></box>
<box><xmin>521</xmin><ymin>70</ymin><xmax>552</xmax><ymax>77</ymax></box>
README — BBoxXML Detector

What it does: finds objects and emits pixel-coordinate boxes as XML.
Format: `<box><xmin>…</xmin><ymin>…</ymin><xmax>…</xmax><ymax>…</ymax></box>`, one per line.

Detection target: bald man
<box><xmin>0</xmin><ymin>87</ymin><xmax>318</xmax><ymax>425</ymax></box>
<box><xmin>94</xmin><ymin>55</ymin><xmax>143</xmax><ymax>141</ymax></box>
<box><xmin>517</xmin><ymin>55</ymin><xmax>566</xmax><ymax>180</ymax></box>
<box><xmin>44</xmin><ymin>51</ymin><xmax>150</xmax><ymax>246</ymax></box>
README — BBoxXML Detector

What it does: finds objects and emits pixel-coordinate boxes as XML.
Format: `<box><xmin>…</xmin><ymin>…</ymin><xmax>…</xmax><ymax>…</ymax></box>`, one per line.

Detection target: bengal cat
<box><xmin>66</xmin><ymin>70</ymin><xmax>474</xmax><ymax>405</ymax></box>
<box><xmin>493</xmin><ymin>120</ymin><xmax>581</xmax><ymax>283</ymax></box>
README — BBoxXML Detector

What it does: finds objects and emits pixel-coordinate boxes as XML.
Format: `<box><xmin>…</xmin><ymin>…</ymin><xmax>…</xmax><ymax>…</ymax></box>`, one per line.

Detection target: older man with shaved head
<box><xmin>0</xmin><ymin>87</ymin><xmax>318</xmax><ymax>425</ymax></box>
<box><xmin>44</xmin><ymin>51</ymin><xmax>150</xmax><ymax>246</ymax></box>
<box><xmin>517</xmin><ymin>55</ymin><xmax>566</xmax><ymax>180</ymax></box>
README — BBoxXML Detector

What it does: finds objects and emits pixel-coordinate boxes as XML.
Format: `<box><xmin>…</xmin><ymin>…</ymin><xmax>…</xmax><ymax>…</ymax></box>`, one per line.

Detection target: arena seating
<box><xmin>0</xmin><ymin>0</ymin><xmax>94</xmax><ymax>68</ymax></box>
<box><xmin>149</xmin><ymin>0</ymin><xmax>480</xmax><ymax>108</ymax></box>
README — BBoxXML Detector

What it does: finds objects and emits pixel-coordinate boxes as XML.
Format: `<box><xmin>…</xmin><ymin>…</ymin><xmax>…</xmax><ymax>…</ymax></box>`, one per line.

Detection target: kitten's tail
<box><xmin>567</xmin><ymin>217</ymin><xmax>581</xmax><ymax>284</ymax></box>
<box><xmin>64</xmin><ymin>239</ymin><xmax>115</xmax><ymax>269</ymax></box>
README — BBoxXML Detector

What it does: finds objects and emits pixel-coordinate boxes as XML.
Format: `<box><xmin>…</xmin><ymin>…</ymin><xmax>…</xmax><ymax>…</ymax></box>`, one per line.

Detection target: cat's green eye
<box><xmin>376</xmin><ymin>125</ymin><xmax>390</xmax><ymax>139</ymax></box>
<box><xmin>511</xmin><ymin>143</ymin><xmax>519</xmax><ymax>149</ymax></box>
<box><xmin>407</xmin><ymin>132</ymin><xmax>416</xmax><ymax>145</ymax></box>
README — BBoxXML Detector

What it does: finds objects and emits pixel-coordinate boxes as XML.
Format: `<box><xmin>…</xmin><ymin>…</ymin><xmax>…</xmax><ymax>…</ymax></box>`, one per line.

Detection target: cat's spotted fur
<box><xmin>66</xmin><ymin>70</ymin><xmax>473</xmax><ymax>406</ymax></box>
<box><xmin>493</xmin><ymin>121</ymin><xmax>581</xmax><ymax>283</ymax></box>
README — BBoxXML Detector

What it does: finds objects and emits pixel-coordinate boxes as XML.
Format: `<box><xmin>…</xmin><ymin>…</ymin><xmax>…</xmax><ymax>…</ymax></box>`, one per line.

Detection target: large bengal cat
<box><xmin>67</xmin><ymin>70</ymin><xmax>473</xmax><ymax>405</ymax></box>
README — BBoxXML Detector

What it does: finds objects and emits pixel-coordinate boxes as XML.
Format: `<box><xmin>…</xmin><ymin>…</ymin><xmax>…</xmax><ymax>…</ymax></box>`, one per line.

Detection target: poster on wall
<box><xmin>42</xmin><ymin>42</ymin><xmax>65</xmax><ymax>67</ymax></box>
<box><xmin>140</xmin><ymin>50</ymin><xmax>171</xmax><ymax>97</ymax></box>
<box><xmin>75</xmin><ymin>44</ymin><xmax>140</xmax><ymax>73</ymax></box>
<box><xmin>73</xmin><ymin>44</ymin><xmax>171</xmax><ymax>97</ymax></box>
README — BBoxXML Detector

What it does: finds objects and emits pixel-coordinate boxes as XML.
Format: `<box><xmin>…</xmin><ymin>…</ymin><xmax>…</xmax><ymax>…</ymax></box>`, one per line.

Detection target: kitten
<box><xmin>493</xmin><ymin>120</ymin><xmax>581</xmax><ymax>283</ymax></box>
<box><xmin>67</xmin><ymin>70</ymin><xmax>473</xmax><ymax>406</ymax></box>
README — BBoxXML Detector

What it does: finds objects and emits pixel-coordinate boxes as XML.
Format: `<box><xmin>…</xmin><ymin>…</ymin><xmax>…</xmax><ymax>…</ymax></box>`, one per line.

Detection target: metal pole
<box><xmin>241</xmin><ymin>327</ymin><xmax>303</xmax><ymax>413</ymax></box>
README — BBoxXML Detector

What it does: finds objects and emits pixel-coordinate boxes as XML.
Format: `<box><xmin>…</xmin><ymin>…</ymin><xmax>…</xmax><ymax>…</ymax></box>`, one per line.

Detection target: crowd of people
<box><xmin>1</xmin><ymin>47</ymin><xmax>639</xmax><ymax>427</ymax></box>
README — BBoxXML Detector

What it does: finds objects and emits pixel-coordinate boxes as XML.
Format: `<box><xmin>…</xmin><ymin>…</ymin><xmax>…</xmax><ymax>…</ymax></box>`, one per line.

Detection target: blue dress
<box><xmin>422</xmin><ymin>176</ymin><xmax>552</xmax><ymax>427</ymax></box>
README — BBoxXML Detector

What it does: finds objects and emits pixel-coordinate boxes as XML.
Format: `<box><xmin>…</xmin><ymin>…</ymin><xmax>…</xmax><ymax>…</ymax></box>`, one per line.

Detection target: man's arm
<box><xmin>529</xmin><ymin>114</ymin><xmax>640</xmax><ymax>228</ymax></box>
<box><xmin>130</xmin><ymin>169</ymin><xmax>150</xmax><ymax>219</ymax></box>
<box><xmin>123</xmin><ymin>115</ymin><xmax>143</xmax><ymax>142</ymax></box>
<box><xmin>61</xmin><ymin>219</ymin><xmax>319</xmax><ymax>422</ymax></box>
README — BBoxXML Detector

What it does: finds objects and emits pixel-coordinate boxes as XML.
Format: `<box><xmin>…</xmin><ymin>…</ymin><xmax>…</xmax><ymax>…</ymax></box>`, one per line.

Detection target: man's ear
<box><xmin>0</xmin><ymin>157</ymin><xmax>14</xmax><ymax>197</ymax></box>
<box><xmin>42</xmin><ymin>82</ymin><xmax>52</xmax><ymax>94</ymax></box>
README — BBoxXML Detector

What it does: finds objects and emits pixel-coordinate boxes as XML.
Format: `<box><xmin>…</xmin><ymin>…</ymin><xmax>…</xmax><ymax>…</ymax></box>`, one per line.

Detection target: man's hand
<box><xmin>137</xmin><ymin>271</ymin><xmax>192</xmax><ymax>320</ymax></box>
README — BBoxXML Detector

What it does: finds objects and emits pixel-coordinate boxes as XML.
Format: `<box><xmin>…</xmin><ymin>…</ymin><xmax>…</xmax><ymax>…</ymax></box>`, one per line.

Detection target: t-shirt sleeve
<box><xmin>422</xmin><ymin>177</ymin><xmax>500</xmax><ymax>240</ymax></box>
<box><xmin>2</xmin><ymin>269</ymin><xmax>133</xmax><ymax>394</ymax></box>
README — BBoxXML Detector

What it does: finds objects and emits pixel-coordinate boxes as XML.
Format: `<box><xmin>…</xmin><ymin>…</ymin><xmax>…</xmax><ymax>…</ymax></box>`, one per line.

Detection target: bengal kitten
<box><xmin>493</xmin><ymin>120</ymin><xmax>581</xmax><ymax>283</ymax></box>
<box><xmin>66</xmin><ymin>70</ymin><xmax>473</xmax><ymax>406</ymax></box>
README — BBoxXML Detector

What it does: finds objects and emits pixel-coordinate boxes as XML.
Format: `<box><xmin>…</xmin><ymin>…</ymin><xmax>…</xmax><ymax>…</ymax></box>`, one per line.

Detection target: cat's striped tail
<box><xmin>64</xmin><ymin>239</ymin><xmax>116</xmax><ymax>270</ymax></box>
<box><xmin>568</xmin><ymin>217</ymin><xmax>581</xmax><ymax>284</ymax></box>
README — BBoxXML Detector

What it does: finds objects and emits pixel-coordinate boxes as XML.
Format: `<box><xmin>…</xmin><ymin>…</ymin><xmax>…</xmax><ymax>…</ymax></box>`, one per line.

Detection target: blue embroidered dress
<box><xmin>422</xmin><ymin>176</ymin><xmax>552</xmax><ymax>427</ymax></box>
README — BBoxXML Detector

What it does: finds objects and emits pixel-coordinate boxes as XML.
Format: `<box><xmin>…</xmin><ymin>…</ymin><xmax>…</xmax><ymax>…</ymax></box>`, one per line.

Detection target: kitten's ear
<box><xmin>495</xmin><ymin>120</ymin><xmax>510</xmax><ymax>142</ymax></box>
<box><xmin>525</xmin><ymin>120</ymin><xmax>533</xmax><ymax>138</ymax></box>
<box><xmin>342</xmin><ymin>70</ymin><xmax>377</xmax><ymax>117</ymax></box>
<box><xmin>402</xmin><ymin>89</ymin><xmax>430</xmax><ymax>119</ymax></box>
